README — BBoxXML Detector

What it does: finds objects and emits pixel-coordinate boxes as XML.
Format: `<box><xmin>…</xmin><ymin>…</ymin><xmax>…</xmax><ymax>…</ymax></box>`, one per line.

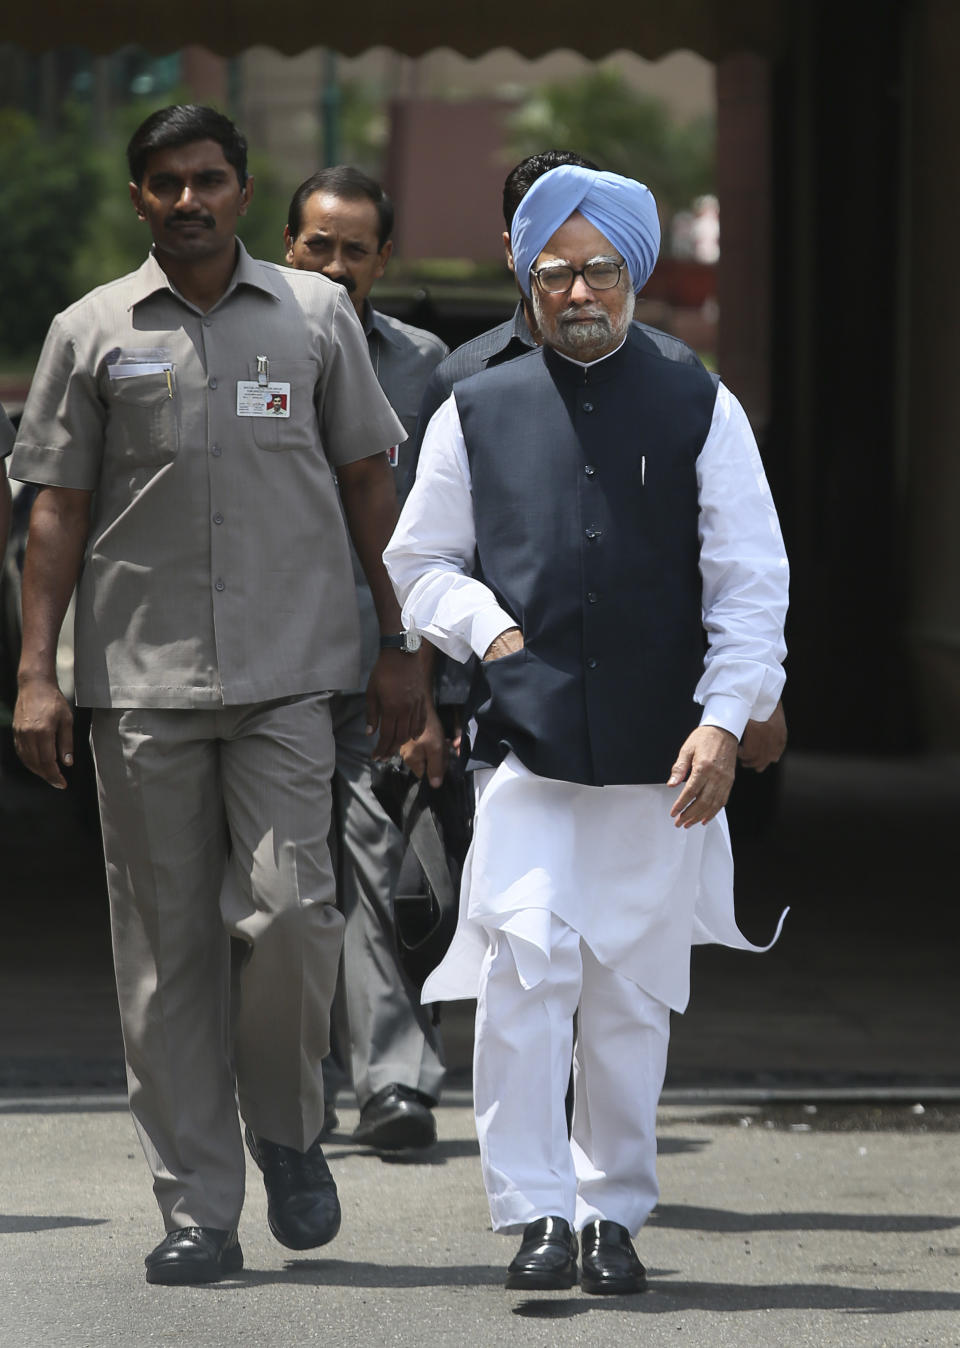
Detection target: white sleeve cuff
<box><xmin>699</xmin><ymin>694</ymin><xmax>752</xmax><ymax>741</ymax></box>
<box><xmin>470</xmin><ymin>608</ymin><xmax>520</xmax><ymax>660</ymax></box>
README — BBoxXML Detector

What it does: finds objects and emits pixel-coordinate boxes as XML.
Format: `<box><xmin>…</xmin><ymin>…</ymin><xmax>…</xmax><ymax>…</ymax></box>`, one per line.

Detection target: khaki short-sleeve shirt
<box><xmin>10</xmin><ymin>244</ymin><xmax>406</xmax><ymax>708</ymax></box>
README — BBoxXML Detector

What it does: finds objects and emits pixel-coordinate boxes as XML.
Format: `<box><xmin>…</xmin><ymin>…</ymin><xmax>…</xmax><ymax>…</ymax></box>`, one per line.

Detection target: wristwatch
<box><xmin>379</xmin><ymin>630</ymin><xmax>422</xmax><ymax>654</ymax></box>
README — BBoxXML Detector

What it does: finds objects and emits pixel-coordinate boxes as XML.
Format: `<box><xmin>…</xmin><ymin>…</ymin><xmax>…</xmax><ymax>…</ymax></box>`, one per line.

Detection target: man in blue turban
<box><xmin>508</xmin><ymin>163</ymin><xmax>662</xmax><ymax>303</ymax></box>
<box><xmin>386</xmin><ymin>166</ymin><xmax>789</xmax><ymax>1295</ymax></box>
<box><xmin>413</xmin><ymin>152</ymin><xmax>786</xmax><ymax>770</ymax></box>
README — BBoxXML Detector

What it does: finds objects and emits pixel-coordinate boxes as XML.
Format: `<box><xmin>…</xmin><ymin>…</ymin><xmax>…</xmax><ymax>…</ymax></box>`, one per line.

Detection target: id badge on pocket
<box><xmin>236</xmin><ymin>381</ymin><xmax>291</xmax><ymax>417</ymax></box>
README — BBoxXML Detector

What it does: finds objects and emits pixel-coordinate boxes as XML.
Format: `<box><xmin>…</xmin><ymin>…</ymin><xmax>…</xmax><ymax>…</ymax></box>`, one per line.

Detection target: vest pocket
<box><xmin>477</xmin><ymin>645</ymin><xmax>532</xmax><ymax>733</ymax></box>
<box><xmin>473</xmin><ymin>645</ymin><xmax>592</xmax><ymax>782</ymax></box>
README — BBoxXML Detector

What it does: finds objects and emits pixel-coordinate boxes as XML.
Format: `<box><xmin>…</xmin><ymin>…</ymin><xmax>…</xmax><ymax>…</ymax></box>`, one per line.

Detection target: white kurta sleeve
<box><xmin>695</xmin><ymin>382</ymin><xmax>789</xmax><ymax>738</ymax></box>
<box><xmin>384</xmin><ymin>394</ymin><xmax>517</xmax><ymax>663</ymax></box>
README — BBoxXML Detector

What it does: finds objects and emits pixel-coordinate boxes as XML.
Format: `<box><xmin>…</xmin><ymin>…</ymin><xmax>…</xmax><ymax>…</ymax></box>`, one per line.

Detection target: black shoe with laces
<box><xmin>144</xmin><ymin>1226</ymin><xmax>243</xmax><ymax>1285</ymax></box>
<box><xmin>318</xmin><ymin>1104</ymin><xmax>340</xmax><ymax>1139</ymax></box>
<box><xmin>352</xmin><ymin>1083</ymin><xmax>437</xmax><ymax>1151</ymax></box>
<box><xmin>244</xmin><ymin>1125</ymin><xmax>341</xmax><ymax>1250</ymax></box>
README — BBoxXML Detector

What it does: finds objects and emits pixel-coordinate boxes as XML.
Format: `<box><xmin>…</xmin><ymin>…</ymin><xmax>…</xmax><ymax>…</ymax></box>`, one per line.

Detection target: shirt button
<box><xmin>213</xmin><ymin>512</ymin><xmax>224</xmax><ymax>525</ymax></box>
<box><xmin>582</xmin><ymin>401</ymin><xmax>594</xmax><ymax>413</ymax></box>
<box><xmin>208</xmin><ymin>376</ymin><xmax>218</xmax><ymax>390</ymax></box>
<box><xmin>586</xmin><ymin>657</ymin><xmax>598</xmax><ymax>670</ymax></box>
<box><xmin>215</xmin><ymin>578</ymin><xmax>225</xmax><ymax>592</ymax></box>
<box><xmin>202</xmin><ymin>318</ymin><xmax>213</xmax><ymax>327</ymax></box>
<box><xmin>211</xmin><ymin>444</ymin><xmax>222</xmax><ymax>457</ymax></box>
<box><xmin>585</xmin><ymin>527</ymin><xmax>600</xmax><ymax>541</ymax></box>
<box><xmin>584</xmin><ymin>464</ymin><xmax>597</xmax><ymax>477</ymax></box>
<box><xmin>587</xmin><ymin>591</ymin><xmax>598</xmax><ymax>604</ymax></box>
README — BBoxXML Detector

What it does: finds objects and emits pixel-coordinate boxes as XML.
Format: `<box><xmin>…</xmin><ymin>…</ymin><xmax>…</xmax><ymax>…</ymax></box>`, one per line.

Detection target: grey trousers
<box><xmin>325</xmin><ymin>692</ymin><xmax>445</xmax><ymax>1109</ymax></box>
<box><xmin>90</xmin><ymin>694</ymin><xmax>343</xmax><ymax>1231</ymax></box>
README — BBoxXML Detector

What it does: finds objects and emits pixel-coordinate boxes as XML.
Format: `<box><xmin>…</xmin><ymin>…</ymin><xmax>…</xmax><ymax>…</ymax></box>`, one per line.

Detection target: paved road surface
<box><xmin>1</xmin><ymin>1091</ymin><xmax>958</xmax><ymax>1348</ymax></box>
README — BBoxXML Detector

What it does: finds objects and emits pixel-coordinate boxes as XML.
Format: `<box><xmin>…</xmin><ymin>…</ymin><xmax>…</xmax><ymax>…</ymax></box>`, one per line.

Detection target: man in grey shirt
<box><xmin>0</xmin><ymin>405</ymin><xmax>12</xmax><ymax>559</ymax></box>
<box><xmin>11</xmin><ymin>106</ymin><xmax>425</xmax><ymax>1284</ymax></box>
<box><xmin>285</xmin><ymin>167</ymin><xmax>449</xmax><ymax>1150</ymax></box>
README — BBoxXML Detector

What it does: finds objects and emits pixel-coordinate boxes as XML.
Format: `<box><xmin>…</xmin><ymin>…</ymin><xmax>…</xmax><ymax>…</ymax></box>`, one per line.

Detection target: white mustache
<box><xmin>558</xmin><ymin>308</ymin><xmax>609</xmax><ymax>323</ymax></box>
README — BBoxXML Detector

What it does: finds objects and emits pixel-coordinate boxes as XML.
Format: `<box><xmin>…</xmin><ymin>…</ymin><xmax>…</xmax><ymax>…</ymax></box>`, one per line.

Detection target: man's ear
<box><xmin>502</xmin><ymin>230</ymin><xmax>515</xmax><ymax>274</ymax></box>
<box><xmin>283</xmin><ymin>224</ymin><xmax>295</xmax><ymax>263</ymax></box>
<box><xmin>129</xmin><ymin>182</ymin><xmax>146</xmax><ymax>221</ymax></box>
<box><xmin>239</xmin><ymin>175</ymin><xmax>254</xmax><ymax>217</ymax></box>
<box><xmin>374</xmin><ymin>238</ymin><xmax>394</xmax><ymax>281</ymax></box>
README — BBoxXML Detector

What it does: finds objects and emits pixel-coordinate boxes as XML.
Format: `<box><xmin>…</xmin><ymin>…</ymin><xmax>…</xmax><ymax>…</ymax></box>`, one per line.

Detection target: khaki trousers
<box><xmin>90</xmin><ymin>694</ymin><xmax>343</xmax><ymax>1231</ymax></box>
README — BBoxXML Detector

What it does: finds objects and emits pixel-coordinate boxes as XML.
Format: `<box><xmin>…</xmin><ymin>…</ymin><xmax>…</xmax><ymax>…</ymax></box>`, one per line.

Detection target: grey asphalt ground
<box><xmin>2</xmin><ymin>750</ymin><xmax>959</xmax><ymax>1346</ymax></box>
<box><xmin>1</xmin><ymin>1091</ymin><xmax>958</xmax><ymax>1348</ymax></box>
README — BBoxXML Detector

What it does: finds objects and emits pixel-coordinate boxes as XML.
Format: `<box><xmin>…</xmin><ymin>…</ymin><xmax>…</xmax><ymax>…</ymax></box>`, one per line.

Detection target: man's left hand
<box><xmin>365</xmin><ymin>649</ymin><xmax>427</xmax><ymax>759</ymax></box>
<box><xmin>400</xmin><ymin>701</ymin><xmax>449</xmax><ymax>788</ymax></box>
<box><xmin>667</xmin><ymin>726</ymin><xmax>739</xmax><ymax>828</ymax></box>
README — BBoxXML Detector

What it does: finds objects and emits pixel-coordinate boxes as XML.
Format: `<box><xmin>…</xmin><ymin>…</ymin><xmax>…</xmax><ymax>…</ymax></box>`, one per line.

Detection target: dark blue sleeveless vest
<box><xmin>456</xmin><ymin>323</ymin><xmax>719</xmax><ymax>787</ymax></box>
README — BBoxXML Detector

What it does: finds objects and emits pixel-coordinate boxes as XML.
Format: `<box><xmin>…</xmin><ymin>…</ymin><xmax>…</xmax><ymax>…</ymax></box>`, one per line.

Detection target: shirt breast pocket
<box><xmin>247</xmin><ymin>360</ymin><xmax>318</xmax><ymax>452</ymax></box>
<box><xmin>105</xmin><ymin>371</ymin><xmax>180</xmax><ymax>467</ymax></box>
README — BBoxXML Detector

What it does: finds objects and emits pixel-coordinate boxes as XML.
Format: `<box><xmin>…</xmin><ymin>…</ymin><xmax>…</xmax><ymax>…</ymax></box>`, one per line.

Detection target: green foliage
<box><xmin>0</xmin><ymin>91</ymin><xmax>303</xmax><ymax>365</ymax></box>
<box><xmin>72</xmin><ymin>89</ymin><xmax>206</xmax><ymax>294</ymax></box>
<box><xmin>508</xmin><ymin>70</ymin><xmax>715</xmax><ymax>217</ymax></box>
<box><xmin>70</xmin><ymin>136</ymin><xmax>153</xmax><ymax>297</ymax></box>
<box><xmin>235</xmin><ymin>149</ymin><xmax>294</xmax><ymax>266</ymax></box>
<box><xmin>0</xmin><ymin>107</ymin><xmax>101</xmax><ymax>358</ymax></box>
<box><xmin>338</xmin><ymin>80</ymin><xmax>390</xmax><ymax>174</ymax></box>
<box><xmin>236</xmin><ymin>80</ymin><xmax>390</xmax><ymax>266</ymax></box>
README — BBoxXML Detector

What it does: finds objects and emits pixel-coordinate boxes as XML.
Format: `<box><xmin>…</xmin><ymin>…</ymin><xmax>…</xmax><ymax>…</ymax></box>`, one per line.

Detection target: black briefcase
<box><xmin>370</xmin><ymin>759</ymin><xmax>473</xmax><ymax>992</ymax></box>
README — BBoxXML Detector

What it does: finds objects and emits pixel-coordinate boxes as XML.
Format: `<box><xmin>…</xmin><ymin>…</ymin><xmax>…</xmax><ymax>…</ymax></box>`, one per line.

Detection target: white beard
<box><xmin>532</xmin><ymin>284</ymin><xmax>635</xmax><ymax>362</ymax></box>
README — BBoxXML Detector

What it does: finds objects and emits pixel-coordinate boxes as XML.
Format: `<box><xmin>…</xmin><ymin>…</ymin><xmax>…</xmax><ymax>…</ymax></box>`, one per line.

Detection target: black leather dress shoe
<box><xmin>505</xmin><ymin>1216</ymin><xmax>578</xmax><ymax>1290</ymax></box>
<box><xmin>352</xmin><ymin>1083</ymin><xmax>437</xmax><ymax>1151</ymax></box>
<box><xmin>318</xmin><ymin>1104</ymin><xmax>340</xmax><ymax>1139</ymax></box>
<box><xmin>580</xmin><ymin>1219</ymin><xmax>647</xmax><ymax>1295</ymax></box>
<box><xmin>144</xmin><ymin>1226</ymin><xmax>242</xmax><ymax>1285</ymax></box>
<box><xmin>245</xmin><ymin>1126</ymin><xmax>341</xmax><ymax>1250</ymax></box>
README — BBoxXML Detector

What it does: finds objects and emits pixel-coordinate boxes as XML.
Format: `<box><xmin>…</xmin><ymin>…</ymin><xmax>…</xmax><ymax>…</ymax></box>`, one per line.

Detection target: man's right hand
<box><xmin>13</xmin><ymin>677</ymin><xmax>75</xmax><ymax>789</ymax></box>
<box><xmin>482</xmin><ymin>627</ymin><xmax>524</xmax><ymax>662</ymax></box>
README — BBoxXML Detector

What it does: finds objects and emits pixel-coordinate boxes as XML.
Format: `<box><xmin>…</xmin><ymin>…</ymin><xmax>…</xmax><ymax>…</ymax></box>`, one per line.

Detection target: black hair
<box><xmin>127</xmin><ymin>105</ymin><xmax>248</xmax><ymax>187</ymax></box>
<box><xmin>502</xmin><ymin>150</ymin><xmax>601</xmax><ymax>229</ymax></box>
<box><xmin>287</xmin><ymin>166</ymin><xmax>394</xmax><ymax>249</ymax></box>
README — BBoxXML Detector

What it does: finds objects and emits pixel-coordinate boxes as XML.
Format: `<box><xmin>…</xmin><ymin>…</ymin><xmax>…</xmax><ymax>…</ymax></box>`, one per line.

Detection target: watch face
<box><xmin>402</xmin><ymin>631</ymin><xmax>422</xmax><ymax>653</ymax></box>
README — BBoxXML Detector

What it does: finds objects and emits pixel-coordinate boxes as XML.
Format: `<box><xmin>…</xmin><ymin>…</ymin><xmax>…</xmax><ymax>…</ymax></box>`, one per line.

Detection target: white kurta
<box><xmin>384</xmin><ymin>366</ymin><xmax>789</xmax><ymax>1014</ymax></box>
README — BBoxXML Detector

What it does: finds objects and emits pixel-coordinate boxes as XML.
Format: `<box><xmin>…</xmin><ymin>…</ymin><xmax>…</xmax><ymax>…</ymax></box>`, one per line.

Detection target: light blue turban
<box><xmin>510</xmin><ymin>165</ymin><xmax>661</xmax><ymax>298</ymax></box>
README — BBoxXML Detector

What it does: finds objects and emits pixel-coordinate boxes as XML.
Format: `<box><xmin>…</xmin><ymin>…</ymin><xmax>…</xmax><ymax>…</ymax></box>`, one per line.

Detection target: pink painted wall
<box><xmin>383</xmin><ymin>99</ymin><xmax>514</xmax><ymax>261</ymax></box>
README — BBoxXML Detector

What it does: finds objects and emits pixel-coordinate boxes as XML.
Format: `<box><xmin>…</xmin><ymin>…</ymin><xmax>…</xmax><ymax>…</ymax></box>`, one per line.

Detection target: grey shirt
<box><xmin>409</xmin><ymin>303</ymin><xmax>534</xmax><ymax>703</ymax></box>
<box><xmin>0</xmin><ymin>405</ymin><xmax>14</xmax><ymax>458</ymax></box>
<box><xmin>11</xmin><ymin>244</ymin><xmax>405</xmax><ymax>708</ymax></box>
<box><xmin>413</xmin><ymin>302</ymin><xmax>535</xmax><ymax>463</ymax></box>
<box><xmin>346</xmin><ymin>304</ymin><xmax>448</xmax><ymax>687</ymax></box>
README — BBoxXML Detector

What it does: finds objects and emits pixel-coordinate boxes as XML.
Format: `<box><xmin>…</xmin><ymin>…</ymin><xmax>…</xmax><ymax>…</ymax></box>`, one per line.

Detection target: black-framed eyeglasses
<box><xmin>531</xmin><ymin>260</ymin><xmax>624</xmax><ymax>294</ymax></box>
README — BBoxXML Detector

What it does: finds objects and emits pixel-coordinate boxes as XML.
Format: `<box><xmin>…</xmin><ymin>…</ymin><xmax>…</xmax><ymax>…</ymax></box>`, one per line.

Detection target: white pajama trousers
<box><xmin>474</xmin><ymin>915</ymin><xmax>670</xmax><ymax>1236</ymax></box>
